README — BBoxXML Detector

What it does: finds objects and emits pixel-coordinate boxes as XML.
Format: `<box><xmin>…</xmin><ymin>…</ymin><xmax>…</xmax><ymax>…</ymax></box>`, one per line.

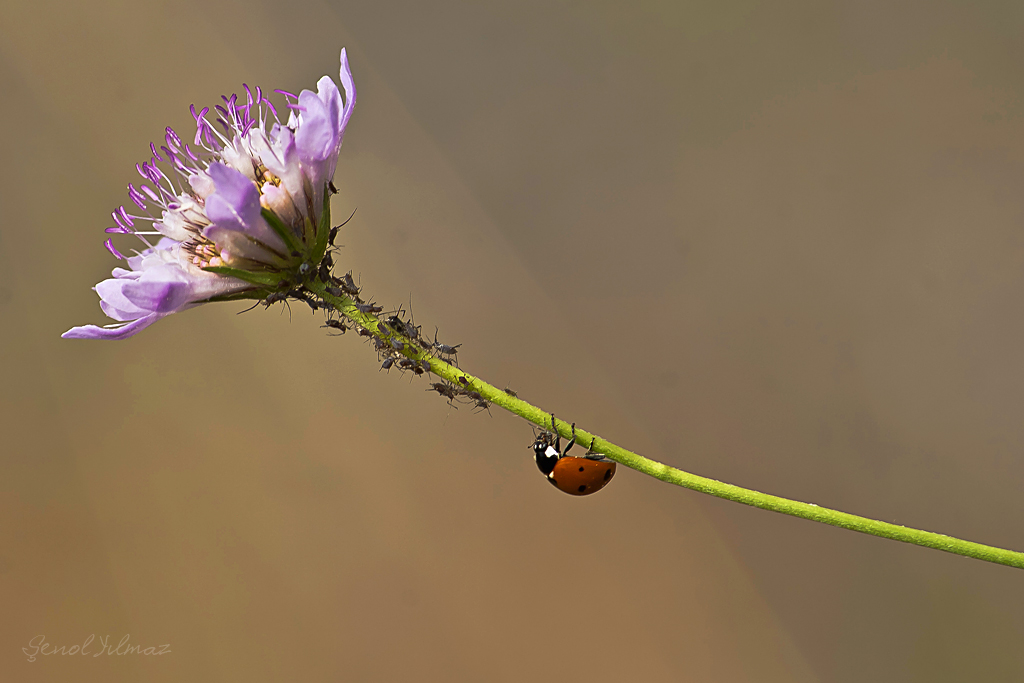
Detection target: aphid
<box><xmin>262</xmin><ymin>291</ymin><xmax>292</xmax><ymax>319</ymax></box>
<box><xmin>357</xmin><ymin>327</ymin><xmax>373</xmax><ymax>338</ymax></box>
<box><xmin>325</xmin><ymin>285</ymin><xmax>345</xmax><ymax>298</ymax></box>
<box><xmin>318</xmin><ymin>261</ymin><xmax>331</xmax><ymax>283</ymax></box>
<box><xmin>398</xmin><ymin>358</ymin><xmax>416</xmax><ymax>370</ymax></box>
<box><xmin>289</xmin><ymin>289</ymin><xmax>319</xmax><ymax>312</ymax></box>
<box><xmin>532</xmin><ymin>416</ymin><xmax>616</xmax><ymax>497</ymax></box>
<box><xmin>428</xmin><ymin>382</ymin><xmax>459</xmax><ymax>402</ymax></box>
<box><xmin>390</xmin><ymin>339</ymin><xmax>405</xmax><ymax>352</ymax></box>
<box><xmin>322</xmin><ymin>251</ymin><xmax>334</xmax><ymax>268</ymax></box>
<box><xmin>380</xmin><ymin>358</ymin><xmax>394</xmax><ymax>372</ymax></box>
<box><xmin>355</xmin><ymin>302</ymin><xmax>384</xmax><ymax>314</ymax></box>
<box><xmin>456</xmin><ymin>376</ymin><xmax>469</xmax><ymax>386</ymax></box>
<box><xmin>393</xmin><ymin>298</ymin><xmax>425</xmax><ymax>341</ymax></box>
<box><xmin>322</xmin><ymin>319</ymin><xmax>347</xmax><ymax>335</ymax></box>
<box><xmin>384</xmin><ymin>307</ymin><xmax>413</xmax><ymax>336</ymax></box>
<box><xmin>433</xmin><ymin>328</ymin><xmax>461</xmax><ymax>356</ymax></box>
<box><xmin>465</xmin><ymin>390</ymin><xmax>483</xmax><ymax>402</ymax></box>
<box><xmin>399</xmin><ymin>318</ymin><xmax>421</xmax><ymax>340</ymax></box>
<box><xmin>473</xmin><ymin>399</ymin><xmax>492</xmax><ymax>416</ymax></box>
<box><xmin>419</xmin><ymin>359</ymin><xmax>431</xmax><ymax>373</ymax></box>
<box><xmin>264</xmin><ymin>291</ymin><xmax>288</xmax><ymax>306</ymax></box>
<box><xmin>335</xmin><ymin>270</ymin><xmax>360</xmax><ymax>296</ymax></box>
<box><xmin>503</xmin><ymin>385</ymin><xmax>518</xmax><ymax>398</ymax></box>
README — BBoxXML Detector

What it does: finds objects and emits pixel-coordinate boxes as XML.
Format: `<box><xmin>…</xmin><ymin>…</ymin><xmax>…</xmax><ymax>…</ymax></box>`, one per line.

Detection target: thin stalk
<box><xmin>309</xmin><ymin>280</ymin><xmax>1024</xmax><ymax>571</ymax></box>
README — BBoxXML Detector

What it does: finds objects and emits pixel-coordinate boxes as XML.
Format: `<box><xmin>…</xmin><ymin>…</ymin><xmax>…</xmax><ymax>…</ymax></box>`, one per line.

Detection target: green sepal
<box><xmin>202</xmin><ymin>265</ymin><xmax>284</xmax><ymax>287</ymax></box>
<box><xmin>311</xmin><ymin>184</ymin><xmax>331</xmax><ymax>265</ymax></box>
<box><xmin>260</xmin><ymin>208</ymin><xmax>303</xmax><ymax>255</ymax></box>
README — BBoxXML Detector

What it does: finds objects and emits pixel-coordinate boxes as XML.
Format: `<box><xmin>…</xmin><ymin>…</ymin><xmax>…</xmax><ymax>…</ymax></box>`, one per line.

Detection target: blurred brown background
<box><xmin>2</xmin><ymin>1</ymin><xmax>1024</xmax><ymax>681</ymax></box>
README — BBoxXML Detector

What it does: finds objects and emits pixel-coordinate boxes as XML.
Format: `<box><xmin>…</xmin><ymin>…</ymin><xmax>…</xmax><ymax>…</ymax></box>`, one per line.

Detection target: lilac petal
<box><xmin>292</xmin><ymin>51</ymin><xmax>355</xmax><ymax>193</ymax></box>
<box><xmin>205</xmin><ymin>163</ymin><xmax>262</xmax><ymax>232</ymax></box>
<box><xmin>121</xmin><ymin>270</ymin><xmax>194</xmax><ymax>314</ymax></box>
<box><xmin>124</xmin><ymin>239</ymin><xmax>177</xmax><ymax>274</ymax></box>
<box><xmin>317</xmin><ymin>75</ymin><xmax>344</xmax><ymax>140</ymax></box>
<box><xmin>257</xmin><ymin>124</ymin><xmax>298</xmax><ymax>175</ymax></box>
<box><xmin>259</xmin><ymin>183</ymin><xmax>298</xmax><ymax>225</ymax></box>
<box><xmin>111</xmin><ymin>268</ymin><xmax>140</xmax><ymax>279</ymax></box>
<box><xmin>153</xmin><ymin>214</ymin><xmax>193</xmax><ymax>242</ymax></box>
<box><xmin>189</xmin><ymin>172</ymin><xmax>215</xmax><ymax>198</ymax></box>
<box><xmin>66</xmin><ymin>260</ymin><xmax>248</xmax><ymax>340</ymax></box>
<box><xmin>204</xmin><ymin>163</ymin><xmax>286</xmax><ymax>256</ymax></box>
<box><xmin>339</xmin><ymin>48</ymin><xmax>357</xmax><ymax>135</ymax></box>
<box><xmin>62</xmin><ymin>314</ymin><xmax>163</xmax><ymax>340</ymax></box>
<box><xmin>95</xmin><ymin>277</ymin><xmax>149</xmax><ymax>318</ymax></box>
<box><xmin>254</xmin><ymin>125</ymin><xmax>303</xmax><ymax>208</ymax></box>
<box><xmin>295</xmin><ymin>88</ymin><xmax>336</xmax><ymax>165</ymax></box>
<box><xmin>125</xmin><ymin>239</ymin><xmax>176</xmax><ymax>271</ymax></box>
<box><xmin>101</xmin><ymin>299</ymin><xmax>148</xmax><ymax>322</ymax></box>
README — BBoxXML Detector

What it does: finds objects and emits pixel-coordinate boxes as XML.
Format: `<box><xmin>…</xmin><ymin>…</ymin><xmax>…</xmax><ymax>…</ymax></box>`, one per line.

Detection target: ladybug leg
<box><xmin>585</xmin><ymin>436</ymin><xmax>604</xmax><ymax>460</ymax></box>
<box><xmin>563</xmin><ymin>423</ymin><xmax>577</xmax><ymax>457</ymax></box>
<box><xmin>549</xmin><ymin>413</ymin><xmax>560</xmax><ymax>453</ymax></box>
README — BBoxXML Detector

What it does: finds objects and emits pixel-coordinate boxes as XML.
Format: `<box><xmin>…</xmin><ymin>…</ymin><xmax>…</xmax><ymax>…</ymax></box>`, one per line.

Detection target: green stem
<box><xmin>309</xmin><ymin>280</ymin><xmax>1024</xmax><ymax>571</ymax></box>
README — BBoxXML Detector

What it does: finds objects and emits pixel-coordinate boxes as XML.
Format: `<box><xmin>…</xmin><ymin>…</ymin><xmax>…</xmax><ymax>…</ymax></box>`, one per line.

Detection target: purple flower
<box><xmin>64</xmin><ymin>49</ymin><xmax>357</xmax><ymax>340</ymax></box>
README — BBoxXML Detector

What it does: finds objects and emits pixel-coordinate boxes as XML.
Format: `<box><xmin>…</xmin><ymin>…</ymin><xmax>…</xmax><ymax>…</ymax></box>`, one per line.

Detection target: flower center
<box><xmin>257</xmin><ymin>164</ymin><xmax>282</xmax><ymax>187</ymax></box>
<box><xmin>182</xmin><ymin>236</ymin><xmax>225</xmax><ymax>269</ymax></box>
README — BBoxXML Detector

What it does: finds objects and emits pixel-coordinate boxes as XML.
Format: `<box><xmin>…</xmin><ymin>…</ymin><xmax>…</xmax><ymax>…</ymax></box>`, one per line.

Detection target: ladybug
<box><xmin>532</xmin><ymin>415</ymin><xmax>616</xmax><ymax>496</ymax></box>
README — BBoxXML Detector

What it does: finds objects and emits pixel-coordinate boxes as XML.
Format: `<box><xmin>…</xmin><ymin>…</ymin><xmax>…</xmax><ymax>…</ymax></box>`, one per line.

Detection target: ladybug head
<box><xmin>532</xmin><ymin>430</ymin><xmax>560</xmax><ymax>476</ymax></box>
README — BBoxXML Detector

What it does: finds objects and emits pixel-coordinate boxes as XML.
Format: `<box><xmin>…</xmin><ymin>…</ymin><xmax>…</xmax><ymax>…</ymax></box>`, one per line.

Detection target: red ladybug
<box><xmin>532</xmin><ymin>416</ymin><xmax>616</xmax><ymax>496</ymax></box>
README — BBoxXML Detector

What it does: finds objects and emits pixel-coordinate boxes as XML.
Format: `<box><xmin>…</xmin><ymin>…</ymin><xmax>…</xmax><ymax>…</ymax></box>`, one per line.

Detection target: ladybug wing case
<box><xmin>549</xmin><ymin>457</ymin><xmax>616</xmax><ymax>496</ymax></box>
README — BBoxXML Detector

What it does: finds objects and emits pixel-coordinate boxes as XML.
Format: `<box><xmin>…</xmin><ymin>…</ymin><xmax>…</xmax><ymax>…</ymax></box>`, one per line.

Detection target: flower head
<box><xmin>63</xmin><ymin>49</ymin><xmax>356</xmax><ymax>340</ymax></box>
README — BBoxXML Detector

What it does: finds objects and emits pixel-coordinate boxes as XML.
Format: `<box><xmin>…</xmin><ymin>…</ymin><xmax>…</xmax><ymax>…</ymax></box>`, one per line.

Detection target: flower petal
<box><xmin>255</xmin><ymin>125</ymin><xmax>304</xmax><ymax>202</ymax></box>
<box><xmin>339</xmin><ymin>48</ymin><xmax>357</xmax><ymax>138</ymax></box>
<box><xmin>100</xmin><ymin>299</ymin><xmax>148</xmax><ymax>322</ymax></box>
<box><xmin>295</xmin><ymin>87</ymin><xmax>336</xmax><ymax>166</ymax></box>
<box><xmin>62</xmin><ymin>313</ymin><xmax>164</xmax><ymax>340</ymax></box>
<box><xmin>204</xmin><ymin>163</ymin><xmax>287</xmax><ymax>258</ymax></box>
<box><xmin>120</xmin><ymin>267</ymin><xmax>196</xmax><ymax>314</ymax></box>
<box><xmin>95</xmin><ymin>276</ymin><xmax>149</xmax><ymax>318</ymax></box>
<box><xmin>205</xmin><ymin>162</ymin><xmax>263</xmax><ymax>233</ymax></box>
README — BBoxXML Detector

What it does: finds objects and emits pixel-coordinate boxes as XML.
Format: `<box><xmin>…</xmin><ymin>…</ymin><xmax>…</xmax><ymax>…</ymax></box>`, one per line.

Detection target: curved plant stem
<box><xmin>309</xmin><ymin>280</ymin><xmax>1024</xmax><ymax>571</ymax></box>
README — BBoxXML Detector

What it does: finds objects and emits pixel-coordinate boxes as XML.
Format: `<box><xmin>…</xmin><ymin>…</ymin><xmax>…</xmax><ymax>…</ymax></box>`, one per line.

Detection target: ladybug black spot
<box><xmin>578</xmin><ymin>484</ymin><xmax>587</xmax><ymax>493</ymax></box>
<box><xmin>578</xmin><ymin>466</ymin><xmax>584</xmax><ymax>472</ymax></box>
<box><xmin>603</xmin><ymin>468</ymin><xmax>612</xmax><ymax>481</ymax></box>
